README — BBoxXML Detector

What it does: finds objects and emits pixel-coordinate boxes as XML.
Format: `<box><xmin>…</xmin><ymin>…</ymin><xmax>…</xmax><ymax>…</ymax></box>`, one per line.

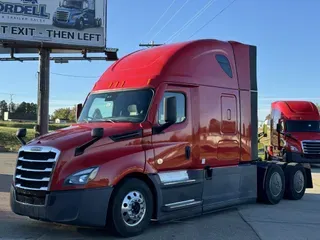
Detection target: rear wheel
<box><xmin>284</xmin><ymin>163</ymin><xmax>306</xmax><ymax>200</ymax></box>
<box><xmin>262</xmin><ymin>164</ymin><xmax>285</xmax><ymax>204</ymax></box>
<box><xmin>108</xmin><ymin>178</ymin><xmax>153</xmax><ymax>237</ymax></box>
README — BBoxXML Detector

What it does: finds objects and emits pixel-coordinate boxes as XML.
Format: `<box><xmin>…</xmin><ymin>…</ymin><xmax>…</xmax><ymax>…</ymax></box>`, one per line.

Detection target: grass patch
<box><xmin>0</xmin><ymin>122</ymin><xmax>70</xmax><ymax>152</ymax></box>
<box><xmin>0</xmin><ymin>127</ymin><xmax>35</xmax><ymax>152</ymax></box>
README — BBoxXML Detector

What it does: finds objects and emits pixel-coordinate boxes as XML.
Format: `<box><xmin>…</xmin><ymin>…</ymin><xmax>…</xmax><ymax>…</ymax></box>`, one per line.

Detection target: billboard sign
<box><xmin>0</xmin><ymin>0</ymin><xmax>107</xmax><ymax>49</ymax></box>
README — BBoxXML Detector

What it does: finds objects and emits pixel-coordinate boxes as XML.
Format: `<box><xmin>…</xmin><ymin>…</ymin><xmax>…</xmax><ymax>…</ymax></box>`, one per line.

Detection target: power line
<box><xmin>50</xmin><ymin>72</ymin><xmax>100</xmax><ymax>78</ymax></box>
<box><xmin>188</xmin><ymin>0</ymin><xmax>237</xmax><ymax>39</ymax></box>
<box><xmin>149</xmin><ymin>0</ymin><xmax>191</xmax><ymax>42</ymax></box>
<box><xmin>141</xmin><ymin>0</ymin><xmax>177</xmax><ymax>42</ymax></box>
<box><xmin>165</xmin><ymin>0</ymin><xmax>218</xmax><ymax>44</ymax></box>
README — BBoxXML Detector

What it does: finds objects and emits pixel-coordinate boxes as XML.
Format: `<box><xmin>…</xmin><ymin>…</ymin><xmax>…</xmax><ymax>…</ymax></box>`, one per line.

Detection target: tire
<box><xmin>284</xmin><ymin>164</ymin><xmax>306</xmax><ymax>200</ymax></box>
<box><xmin>107</xmin><ymin>178</ymin><xmax>153</xmax><ymax>237</ymax></box>
<box><xmin>262</xmin><ymin>164</ymin><xmax>285</xmax><ymax>204</ymax></box>
<box><xmin>76</xmin><ymin>18</ymin><xmax>84</xmax><ymax>30</ymax></box>
<box><xmin>95</xmin><ymin>18</ymin><xmax>102</xmax><ymax>27</ymax></box>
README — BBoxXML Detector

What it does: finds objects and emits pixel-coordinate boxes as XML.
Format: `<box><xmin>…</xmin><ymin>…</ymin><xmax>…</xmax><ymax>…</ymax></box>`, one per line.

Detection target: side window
<box><xmin>215</xmin><ymin>54</ymin><xmax>233</xmax><ymax>78</ymax></box>
<box><xmin>158</xmin><ymin>92</ymin><xmax>186</xmax><ymax>124</ymax></box>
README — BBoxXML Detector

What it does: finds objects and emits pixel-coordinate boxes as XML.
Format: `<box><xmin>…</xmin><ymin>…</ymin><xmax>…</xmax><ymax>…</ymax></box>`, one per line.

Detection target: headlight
<box><xmin>72</xmin><ymin>15</ymin><xmax>78</xmax><ymax>20</ymax></box>
<box><xmin>65</xmin><ymin>167</ymin><xmax>99</xmax><ymax>185</ymax></box>
<box><xmin>290</xmin><ymin>145</ymin><xmax>299</xmax><ymax>152</ymax></box>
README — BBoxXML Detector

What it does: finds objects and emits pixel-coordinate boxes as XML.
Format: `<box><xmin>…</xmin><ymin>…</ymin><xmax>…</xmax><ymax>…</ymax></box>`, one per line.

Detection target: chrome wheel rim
<box><xmin>269</xmin><ymin>172</ymin><xmax>282</xmax><ymax>197</ymax></box>
<box><xmin>121</xmin><ymin>191</ymin><xmax>146</xmax><ymax>227</ymax></box>
<box><xmin>293</xmin><ymin>170</ymin><xmax>304</xmax><ymax>193</ymax></box>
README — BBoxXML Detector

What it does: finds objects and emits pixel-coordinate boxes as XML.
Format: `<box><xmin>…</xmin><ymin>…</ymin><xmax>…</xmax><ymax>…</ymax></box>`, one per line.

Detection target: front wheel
<box><xmin>108</xmin><ymin>178</ymin><xmax>153</xmax><ymax>237</ymax></box>
<box><xmin>284</xmin><ymin>163</ymin><xmax>306</xmax><ymax>200</ymax></box>
<box><xmin>76</xmin><ymin>18</ymin><xmax>84</xmax><ymax>30</ymax></box>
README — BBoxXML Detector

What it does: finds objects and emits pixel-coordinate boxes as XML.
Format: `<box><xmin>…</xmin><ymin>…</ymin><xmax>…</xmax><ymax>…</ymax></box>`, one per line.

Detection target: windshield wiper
<box><xmin>104</xmin><ymin>119</ymin><xmax>115</xmax><ymax>123</ymax></box>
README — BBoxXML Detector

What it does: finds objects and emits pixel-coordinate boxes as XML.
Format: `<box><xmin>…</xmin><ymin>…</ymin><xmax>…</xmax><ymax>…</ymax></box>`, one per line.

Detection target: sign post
<box><xmin>0</xmin><ymin>0</ymin><xmax>118</xmax><ymax>136</ymax></box>
<box><xmin>38</xmin><ymin>48</ymin><xmax>50</xmax><ymax>135</ymax></box>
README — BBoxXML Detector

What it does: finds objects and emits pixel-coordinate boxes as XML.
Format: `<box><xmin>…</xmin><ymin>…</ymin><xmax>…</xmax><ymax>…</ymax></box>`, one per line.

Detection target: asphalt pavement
<box><xmin>1</xmin><ymin>153</ymin><xmax>319</xmax><ymax>240</ymax></box>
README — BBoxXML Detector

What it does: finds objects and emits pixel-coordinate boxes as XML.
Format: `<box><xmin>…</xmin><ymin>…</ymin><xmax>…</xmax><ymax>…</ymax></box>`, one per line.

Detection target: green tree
<box><xmin>52</xmin><ymin>106</ymin><xmax>76</xmax><ymax>122</ymax></box>
<box><xmin>0</xmin><ymin>100</ymin><xmax>8</xmax><ymax>119</ymax></box>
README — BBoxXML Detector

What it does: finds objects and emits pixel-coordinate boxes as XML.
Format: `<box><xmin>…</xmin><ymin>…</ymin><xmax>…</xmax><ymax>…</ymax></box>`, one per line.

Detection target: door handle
<box><xmin>185</xmin><ymin>146</ymin><xmax>191</xmax><ymax>160</ymax></box>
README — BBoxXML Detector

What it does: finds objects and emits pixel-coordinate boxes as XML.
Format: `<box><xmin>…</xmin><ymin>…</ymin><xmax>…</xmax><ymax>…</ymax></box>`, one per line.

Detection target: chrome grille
<box><xmin>302</xmin><ymin>141</ymin><xmax>320</xmax><ymax>155</ymax></box>
<box><xmin>56</xmin><ymin>11</ymin><xmax>69</xmax><ymax>22</ymax></box>
<box><xmin>14</xmin><ymin>146</ymin><xmax>60</xmax><ymax>193</ymax></box>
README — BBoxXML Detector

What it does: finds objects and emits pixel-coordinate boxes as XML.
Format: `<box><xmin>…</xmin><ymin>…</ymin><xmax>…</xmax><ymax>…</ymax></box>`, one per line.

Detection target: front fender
<box><xmin>50</xmin><ymin>141</ymin><xmax>154</xmax><ymax>190</ymax></box>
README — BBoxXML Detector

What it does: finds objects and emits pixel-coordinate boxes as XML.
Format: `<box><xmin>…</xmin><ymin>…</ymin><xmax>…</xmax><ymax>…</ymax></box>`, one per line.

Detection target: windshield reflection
<box><xmin>78</xmin><ymin>89</ymin><xmax>153</xmax><ymax>123</ymax></box>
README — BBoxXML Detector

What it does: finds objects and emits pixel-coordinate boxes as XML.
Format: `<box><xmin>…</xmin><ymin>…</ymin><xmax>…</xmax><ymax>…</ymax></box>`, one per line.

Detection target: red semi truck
<box><xmin>10</xmin><ymin>39</ymin><xmax>320</xmax><ymax>237</ymax></box>
<box><xmin>265</xmin><ymin>101</ymin><xmax>320</xmax><ymax>164</ymax></box>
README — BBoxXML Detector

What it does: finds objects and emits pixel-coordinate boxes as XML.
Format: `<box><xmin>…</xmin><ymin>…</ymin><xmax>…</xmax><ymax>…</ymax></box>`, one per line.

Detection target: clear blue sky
<box><xmin>1</xmin><ymin>0</ymin><xmax>319</xmax><ymax>121</ymax></box>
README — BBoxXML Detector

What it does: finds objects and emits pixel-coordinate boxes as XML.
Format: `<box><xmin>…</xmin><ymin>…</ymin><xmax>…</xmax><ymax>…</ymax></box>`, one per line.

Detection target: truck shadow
<box><xmin>0</xmin><ymin>174</ymin><xmax>12</xmax><ymax>192</ymax></box>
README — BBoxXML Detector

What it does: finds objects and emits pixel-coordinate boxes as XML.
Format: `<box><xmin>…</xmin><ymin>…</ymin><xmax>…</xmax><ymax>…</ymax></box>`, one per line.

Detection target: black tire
<box><xmin>95</xmin><ymin>18</ymin><xmax>102</xmax><ymax>27</ymax></box>
<box><xmin>107</xmin><ymin>178</ymin><xmax>153</xmax><ymax>238</ymax></box>
<box><xmin>76</xmin><ymin>18</ymin><xmax>84</xmax><ymax>30</ymax></box>
<box><xmin>262</xmin><ymin>164</ymin><xmax>285</xmax><ymax>204</ymax></box>
<box><xmin>284</xmin><ymin>163</ymin><xmax>306</xmax><ymax>200</ymax></box>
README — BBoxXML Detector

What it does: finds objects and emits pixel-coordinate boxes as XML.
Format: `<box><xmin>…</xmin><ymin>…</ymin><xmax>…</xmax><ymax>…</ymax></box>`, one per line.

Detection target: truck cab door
<box><xmin>150</xmin><ymin>85</ymin><xmax>193</xmax><ymax>171</ymax></box>
<box><xmin>148</xmin><ymin>84</ymin><xmax>203</xmax><ymax>215</ymax></box>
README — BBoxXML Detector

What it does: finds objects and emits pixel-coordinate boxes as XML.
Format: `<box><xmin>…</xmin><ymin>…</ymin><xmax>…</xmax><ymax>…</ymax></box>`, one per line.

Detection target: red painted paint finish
<box><xmin>268</xmin><ymin>100</ymin><xmax>320</xmax><ymax>157</ymax></box>
<box><xmin>23</xmin><ymin>39</ymin><xmax>256</xmax><ymax>191</ymax></box>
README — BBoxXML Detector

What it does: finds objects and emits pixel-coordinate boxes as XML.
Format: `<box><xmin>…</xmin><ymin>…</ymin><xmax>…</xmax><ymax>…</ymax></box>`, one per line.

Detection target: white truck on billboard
<box><xmin>0</xmin><ymin>0</ymin><xmax>106</xmax><ymax>49</ymax></box>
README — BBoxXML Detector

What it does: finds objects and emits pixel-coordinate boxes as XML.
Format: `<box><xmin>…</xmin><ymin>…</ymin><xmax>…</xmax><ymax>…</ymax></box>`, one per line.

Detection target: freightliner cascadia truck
<box><xmin>53</xmin><ymin>0</ymin><xmax>102</xmax><ymax>30</ymax></box>
<box><xmin>10</xmin><ymin>39</ymin><xmax>320</xmax><ymax>237</ymax></box>
<box><xmin>264</xmin><ymin>101</ymin><xmax>320</xmax><ymax>165</ymax></box>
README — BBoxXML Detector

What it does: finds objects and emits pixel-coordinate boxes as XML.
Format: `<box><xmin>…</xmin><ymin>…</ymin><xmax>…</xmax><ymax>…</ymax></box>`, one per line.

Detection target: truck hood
<box><xmin>27</xmin><ymin>123</ymin><xmax>142</xmax><ymax>151</ymax></box>
<box><xmin>288</xmin><ymin>132</ymin><xmax>320</xmax><ymax>142</ymax></box>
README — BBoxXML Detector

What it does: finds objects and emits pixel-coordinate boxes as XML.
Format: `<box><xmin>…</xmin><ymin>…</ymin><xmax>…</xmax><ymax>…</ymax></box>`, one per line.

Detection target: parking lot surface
<box><xmin>1</xmin><ymin>153</ymin><xmax>319</xmax><ymax>240</ymax></box>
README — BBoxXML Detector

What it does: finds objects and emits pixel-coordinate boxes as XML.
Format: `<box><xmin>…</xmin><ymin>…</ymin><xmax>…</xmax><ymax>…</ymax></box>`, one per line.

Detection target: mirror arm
<box><xmin>152</xmin><ymin>122</ymin><xmax>174</xmax><ymax>135</ymax></box>
<box><xmin>17</xmin><ymin>137</ymin><xmax>26</xmax><ymax>146</ymax></box>
<box><xmin>74</xmin><ymin>136</ymin><xmax>101</xmax><ymax>156</ymax></box>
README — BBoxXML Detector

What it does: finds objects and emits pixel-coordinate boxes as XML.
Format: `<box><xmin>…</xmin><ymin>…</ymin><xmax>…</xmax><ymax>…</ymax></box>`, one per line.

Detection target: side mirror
<box><xmin>152</xmin><ymin>96</ymin><xmax>177</xmax><ymax>134</ymax></box>
<box><xmin>16</xmin><ymin>128</ymin><xmax>27</xmax><ymax>145</ymax></box>
<box><xmin>76</xmin><ymin>103</ymin><xmax>83</xmax><ymax>120</ymax></box>
<box><xmin>164</xmin><ymin>96</ymin><xmax>177</xmax><ymax>124</ymax></box>
<box><xmin>91</xmin><ymin>128</ymin><xmax>104</xmax><ymax>138</ymax></box>
<box><xmin>276</xmin><ymin>123</ymin><xmax>282</xmax><ymax>133</ymax></box>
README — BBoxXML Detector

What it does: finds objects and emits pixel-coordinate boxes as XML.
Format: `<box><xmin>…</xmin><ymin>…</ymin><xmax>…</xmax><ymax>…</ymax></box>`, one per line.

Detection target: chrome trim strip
<box><xmin>16</xmin><ymin>166</ymin><xmax>52</xmax><ymax>172</ymax></box>
<box><xmin>15</xmin><ymin>184</ymin><xmax>48</xmax><ymax>191</ymax></box>
<box><xmin>165</xmin><ymin>199</ymin><xmax>201</xmax><ymax>209</ymax></box>
<box><xmin>18</xmin><ymin>157</ymin><xmax>56</xmax><ymax>163</ymax></box>
<box><xmin>16</xmin><ymin>175</ymin><xmax>50</xmax><ymax>182</ymax></box>
<box><xmin>163</xmin><ymin>179</ymin><xmax>196</xmax><ymax>186</ymax></box>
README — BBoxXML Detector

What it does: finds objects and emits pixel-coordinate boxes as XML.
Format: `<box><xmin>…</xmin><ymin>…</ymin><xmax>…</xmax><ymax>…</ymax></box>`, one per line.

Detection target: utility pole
<box><xmin>139</xmin><ymin>41</ymin><xmax>164</xmax><ymax>48</ymax></box>
<box><xmin>37</xmin><ymin>48</ymin><xmax>50</xmax><ymax>136</ymax></box>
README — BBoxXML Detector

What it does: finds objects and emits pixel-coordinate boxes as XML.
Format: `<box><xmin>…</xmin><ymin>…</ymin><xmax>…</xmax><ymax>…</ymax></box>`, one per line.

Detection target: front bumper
<box><xmin>10</xmin><ymin>185</ymin><xmax>113</xmax><ymax>227</ymax></box>
<box><xmin>53</xmin><ymin>18</ymin><xmax>77</xmax><ymax>28</ymax></box>
<box><xmin>287</xmin><ymin>152</ymin><xmax>320</xmax><ymax>164</ymax></box>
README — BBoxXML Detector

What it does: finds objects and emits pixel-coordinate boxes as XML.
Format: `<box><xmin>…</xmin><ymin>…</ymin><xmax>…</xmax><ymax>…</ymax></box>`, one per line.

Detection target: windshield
<box><xmin>62</xmin><ymin>0</ymin><xmax>83</xmax><ymax>9</ymax></box>
<box><xmin>78</xmin><ymin>89</ymin><xmax>153</xmax><ymax>123</ymax></box>
<box><xmin>286</xmin><ymin>120</ymin><xmax>320</xmax><ymax>132</ymax></box>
